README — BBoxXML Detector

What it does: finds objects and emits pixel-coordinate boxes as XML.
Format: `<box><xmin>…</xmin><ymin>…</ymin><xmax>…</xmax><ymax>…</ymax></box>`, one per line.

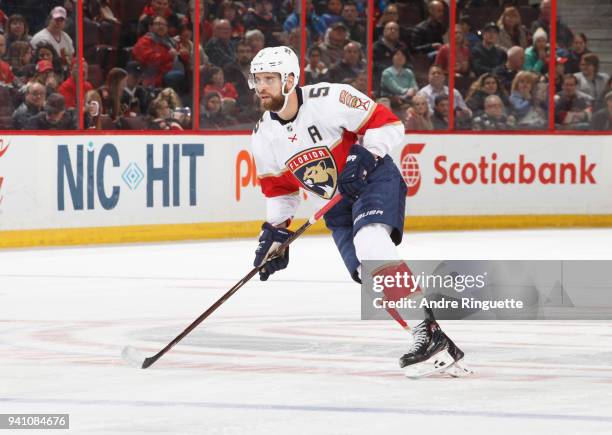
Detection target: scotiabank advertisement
<box><xmin>393</xmin><ymin>135</ymin><xmax>612</xmax><ymax>216</ymax></box>
<box><xmin>0</xmin><ymin>134</ymin><xmax>611</xmax><ymax>233</ymax></box>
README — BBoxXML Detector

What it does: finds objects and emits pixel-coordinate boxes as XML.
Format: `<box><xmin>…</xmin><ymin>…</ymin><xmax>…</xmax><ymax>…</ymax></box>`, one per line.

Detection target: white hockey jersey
<box><xmin>250</xmin><ymin>83</ymin><xmax>405</xmax><ymax>225</ymax></box>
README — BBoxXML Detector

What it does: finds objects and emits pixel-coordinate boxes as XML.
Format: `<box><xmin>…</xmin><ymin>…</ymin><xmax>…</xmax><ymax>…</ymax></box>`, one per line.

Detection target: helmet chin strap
<box><xmin>275</xmin><ymin>79</ymin><xmax>296</xmax><ymax>115</ymax></box>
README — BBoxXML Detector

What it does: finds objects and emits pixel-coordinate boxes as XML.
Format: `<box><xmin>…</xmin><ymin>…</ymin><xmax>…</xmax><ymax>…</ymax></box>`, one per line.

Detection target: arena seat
<box><xmin>87</xmin><ymin>64</ymin><xmax>104</xmax><ymax>88</ymax></box>
<box><xmin>454</xmin><ymin>75</ymin><xmax>474</xmax><ymax>98</ymax></box>
<box><xmin>519</xmin><ymin>6</ymin><xmax>540</xmax><ymax>28</ymax></box>
<box><xmin>83</xmin><ymin>18</ymin><xmax>101</xmax><ymax>63</ymax></box>
<box><xmin>398</xmin><ymin>3</ymin><xmax>424</xmax><ymax>26</ymax></box>
<box><xmin>120</xmin><ymin>116</ymin><xmax>148</xmax><ymax>130</ymax></box>
<box><xmin>120</xmin><ymin>0</ymin><xmax>149</xmax><ymax>24</ymax></box>
<box><xmin>467</xmin><ymin>8</ymin><xmax>500</xmax><ymax>31</ymax></box>
<box><xmin>99</xmin><ymin>114</ymin><xmax>115</xmax><ymax>130</ymax></box>
<box><xmin>411</xmin><ymin>53</ymin><xmax>432</xmax><ymax>87</ymax></box>
<box><xmin>0</xmin><ymin>88</ymin><xmax>15</xmax><ymax>117</ymax></box>
<box><xmin>0</xmin><ymin>116</ymin><xmax>13</xmax><ymax>129</ymax></box>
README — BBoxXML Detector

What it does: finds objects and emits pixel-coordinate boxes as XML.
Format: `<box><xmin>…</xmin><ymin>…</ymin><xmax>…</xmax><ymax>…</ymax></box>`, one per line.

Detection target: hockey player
<box><xmin>249</xmin><ymin>46</ymin><xmax>470</xmax><ymax>377</ymax></box>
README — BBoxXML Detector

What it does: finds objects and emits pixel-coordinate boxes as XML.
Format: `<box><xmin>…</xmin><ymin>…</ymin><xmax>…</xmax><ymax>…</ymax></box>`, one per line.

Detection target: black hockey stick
<box><xmin>122</xmin><ymin>194</ymin><xmax>343</xmax><ymax>369</ymax></box>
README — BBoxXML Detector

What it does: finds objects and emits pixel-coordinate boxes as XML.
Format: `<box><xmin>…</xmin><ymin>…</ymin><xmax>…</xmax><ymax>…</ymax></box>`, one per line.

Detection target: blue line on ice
<box><xmin>2</xmin><ymin>398</ymin><xmax>611</xmax><ymax>423</ymax></box>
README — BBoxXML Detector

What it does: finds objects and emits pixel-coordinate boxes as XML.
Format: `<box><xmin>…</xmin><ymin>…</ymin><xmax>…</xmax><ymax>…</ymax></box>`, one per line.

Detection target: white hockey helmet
<box><xmin>249</xmin><ymin>46</ymin><xmax>300</xmax><ymax>97</ymax></box>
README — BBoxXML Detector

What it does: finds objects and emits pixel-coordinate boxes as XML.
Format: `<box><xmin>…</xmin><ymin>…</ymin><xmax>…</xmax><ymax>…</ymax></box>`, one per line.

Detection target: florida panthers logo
<box><xmin>286</xmin><ymin>146</ymin><xmax>338</xmax><ymax>199</ymax></box>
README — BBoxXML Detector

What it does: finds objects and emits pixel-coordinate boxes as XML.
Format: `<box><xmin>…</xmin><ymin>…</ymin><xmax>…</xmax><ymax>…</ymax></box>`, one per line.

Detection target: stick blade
<box><xmin>121</xmin><ymin>346</ymin><xmax>146</xmax><ymax>369</ymax></box>
<box><xmin>142</xmin><ymin>355</ymin><xmax>158</xmax><ymax>369</ymax></box>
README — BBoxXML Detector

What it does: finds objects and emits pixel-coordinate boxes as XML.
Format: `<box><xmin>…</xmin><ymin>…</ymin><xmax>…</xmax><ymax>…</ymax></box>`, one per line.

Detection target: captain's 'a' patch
<box><xmin>285</xmin><ymin>146</ymin><xmax>338</xmax><ymax>199</ymax></box>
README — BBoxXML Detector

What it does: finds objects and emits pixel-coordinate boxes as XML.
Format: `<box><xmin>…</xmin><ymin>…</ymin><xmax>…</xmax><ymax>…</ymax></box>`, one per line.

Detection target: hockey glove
<box><xmin>254</xmin><ymin>222</ymin><xmax>294</xmax><ymax>281</ymax></box>
<box><xmin>338</xmin><ymin>145</ymin><xmax>378</xmax><ymax>201</ymax></box>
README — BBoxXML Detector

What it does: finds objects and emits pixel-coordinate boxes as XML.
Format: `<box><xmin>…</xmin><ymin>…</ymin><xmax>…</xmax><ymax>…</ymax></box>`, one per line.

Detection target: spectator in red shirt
<box><xmin>434</xmin><ymin>25</ymin><xmax>470</xmax><ymax>76</ymax></box>
<box><xmin>0</xmin><ymin>6</ymin><xmax>8</xmax><ymax>34</ymax></box>
<box><xmin>132</xmin><ymin>15</ymin><xmax>186</xmax><ymax>89</ymax></box>
<box><xmin>203</xmin><ymin>66</ymin><xmax>238</xmax><ymax>106</ymax></box>
<box><xmin>58</xmin><ymin>59</ymin><xmax>94</xmax><ymax>109</ymax></box>
<box><xmin>33</xmin><ymin>42</ymin><xmax>64</xmax><ymax>79</ymax></box>
<box><xmin>33</xmin><ymin>60</ymin><xmax>60</xmax><ymax>94</ymax></box>
<box><xmin>142</xmin><ymin>0</ymin><xmax>171</xmax><ymax>18</ymax></box>
<box><xmin>217</xmin><ymin>1</ymin><xmax>245</xmax><ymax>40</ymax></box>
<box><xmin>139</xmin><ymin>0</ymin><xmax>180</xmax><ymax>37</ymax></box>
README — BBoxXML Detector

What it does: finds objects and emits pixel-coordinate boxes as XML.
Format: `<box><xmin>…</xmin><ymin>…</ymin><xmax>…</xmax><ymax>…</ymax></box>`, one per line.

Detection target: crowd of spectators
<box><xmin>1</xmin><ymin>0</ymin><xmax>610</xmax><ymax>132</ymax></box>
<box><xmin>383</xmin><ymin>0</ymin><xmax>611</xmax><ymax>131</ymax></box>
<box><xmin>554</xmin><ymin>52</ymin><xmax>612</xmax><ymax>130</ymax></box>
<box><xmin>199</xmin><ymin>0</ymin><xmax>372</xmax><ymax>128</ymax></box>
<box><xmin>0</xmin><ymin>0</ymin><xmax>195</xmax><ymax>131</ymax></box>
<box><xmin>366</xmin><ymin>0</ymin><xmax>546</xmax><ymax>130</ymax></box>
<box><xmin>85</xmin><ymin>0</ymin><xmax>195</xmax><ymax>130</ymax></box>
<box><xmin>0</xmin><ymin>2</ymin><xmax>78</xmax><ymax>130</ymax></box>
<box><xmin>386</xmin><ymin>0</ymin><xmax>547</xmax><ymax>131</ymax></box>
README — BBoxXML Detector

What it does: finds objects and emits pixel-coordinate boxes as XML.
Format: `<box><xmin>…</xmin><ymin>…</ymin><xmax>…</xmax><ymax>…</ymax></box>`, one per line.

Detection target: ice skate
<box><xmin>443</xmin><ymin>333</ymin><xmax>474</xmax><ymax>378</ymax></box>
<box><xmin>399</xmin><ymin>318</ymin><xmax>472</xmax><ymax>378</ymax></box>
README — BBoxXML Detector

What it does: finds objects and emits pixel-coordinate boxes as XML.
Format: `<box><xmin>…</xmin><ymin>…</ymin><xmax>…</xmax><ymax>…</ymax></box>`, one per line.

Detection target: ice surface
<box><xmin>2</xmin><ymin>229</ymin><xmax>612</xmax><ymax>434</ymax></box>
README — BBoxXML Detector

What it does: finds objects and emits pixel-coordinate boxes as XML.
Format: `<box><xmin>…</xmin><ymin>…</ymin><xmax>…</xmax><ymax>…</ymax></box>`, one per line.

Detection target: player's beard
<box><xmin>260</xmin><ymin>92</ymin><xmax>286</xmax><ymax>112</ymax></box>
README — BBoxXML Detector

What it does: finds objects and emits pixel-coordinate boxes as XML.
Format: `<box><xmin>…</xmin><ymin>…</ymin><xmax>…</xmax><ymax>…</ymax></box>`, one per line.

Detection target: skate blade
<box><xmin>403</xmin><ymin>349</ymin><xmax>455</xmax><ymax>379</ymax></box>
<box><xmin>445</xmin><ymin>360</ymin><xmax>474</xmax><ymax>378</ymax></box>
